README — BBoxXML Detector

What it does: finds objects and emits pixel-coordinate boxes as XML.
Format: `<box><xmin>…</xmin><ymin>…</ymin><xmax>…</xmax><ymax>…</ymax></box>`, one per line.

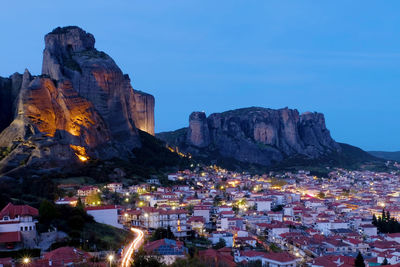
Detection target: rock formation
<box><xmin>187</xmin><ymin>112</ymin><xmax>210</xmax><ymax>148</ymax></box>
<box><xmin>0</xmin><ymin>26</ymin><xmax>155</xmax><ymax>175</ymax></box>
<box><xmin>157</xmin><ymin>107</ymin><xmax>341</xmax><ymax>166</ymax></box>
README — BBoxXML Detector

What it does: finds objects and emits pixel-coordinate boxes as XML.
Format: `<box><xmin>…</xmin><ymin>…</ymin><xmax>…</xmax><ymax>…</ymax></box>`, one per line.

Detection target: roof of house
<box><xmin>199</xmin><ymin>248</ymin><xmax>236</xmax><ymax>267</ymax></box>
<box><xmin>313</xmin><ymin>255</ymin><xmax>355</xmax><ymax>267</ymax></box>
<box><xmin>144</xmin><ymin>239</ymin><xmax>187</xmax><ymax>255</ymax></box>
<box><xmin>0</xmin><ymin>203</ymin><xmax>38</xmax><ymax>219</ymax></box>
<box><xmin>43</xmin><ymin>247</ymin><xmax>92</xmax><ymax>262</ymax></box>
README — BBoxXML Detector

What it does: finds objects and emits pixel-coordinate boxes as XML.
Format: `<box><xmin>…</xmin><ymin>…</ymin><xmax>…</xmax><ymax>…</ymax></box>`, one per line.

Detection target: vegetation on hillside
<box><xmin>39</xmin><ymin>200</ymin><xmax>131</xmax><ymax>251</ymax></box>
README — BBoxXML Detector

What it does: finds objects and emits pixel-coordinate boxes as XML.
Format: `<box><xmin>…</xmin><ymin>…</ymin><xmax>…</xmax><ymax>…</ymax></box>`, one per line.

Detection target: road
<box><xmin>120</xmin><ymin>227</ymin><xmax>145</xmax><ymax>267</ymax></box>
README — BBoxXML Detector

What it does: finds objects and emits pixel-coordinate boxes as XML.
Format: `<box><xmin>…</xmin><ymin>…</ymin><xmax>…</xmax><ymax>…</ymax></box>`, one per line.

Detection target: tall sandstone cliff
<box><xmin>157</xmin><ymin>107</ymin><xmax>341</xmax><ymax>166</ymax></box>
<box><xmin>0</xmin><ymin>26</ymin><xmax>154</xmax><ymax>174</ymax></box>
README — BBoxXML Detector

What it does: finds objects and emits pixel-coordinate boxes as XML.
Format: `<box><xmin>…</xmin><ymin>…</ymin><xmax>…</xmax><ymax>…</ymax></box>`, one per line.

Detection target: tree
<box><xmin>131</xmin><ymin>248</ymin><xmax>164</xmax><ymax>267</ymax></box>
<box><xmin>150</xmin><ymin>227</ymin><xmax>175</xmax><ymax>241</ymax></box>
<box><xmin>354</xmin><ymin>252</ymin><xmax>365</xmax><ymax>267</ymax></box>
<box><xmin>39</xmin><ymin>200</ymin><xmax>59</xmax><ymax>225</ymax></box>
<box><xmin>76</xmin><ymin>197</ymin><xmax>85</xmax><ymax>210</ymax></box>
<box><xmin>269</xmin><ymin>243</ymin><xmax>282</xmax><ymax>252</ymax></box>
<box><xmin>213</xmin><ymin>238</ymin><xmax>226</xmax><ymax>249</ymax></box>
<box><xmin>170</xmin><ymin>257</ymin><xmax>206</xmax><ymax>267</ymax></box>
<box><xmin>317</xmin><ymin>191</ymin><xmax>325</xmax><ymax>199</ymax></box>
<box><xmin>382</xmin><ymin>258</ymin><xmax>389</xmax><ymax>265</ymax></box>
<box><xmin>372</xmin><ymin>214</ymin><xmax>377</xmax><ymax>226</ymax></box>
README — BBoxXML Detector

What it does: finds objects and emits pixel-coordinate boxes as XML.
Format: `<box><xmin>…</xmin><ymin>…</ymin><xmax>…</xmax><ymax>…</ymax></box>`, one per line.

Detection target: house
<box><xmin>359</xmin><ymin>224</ymin><xmax>377</xmax><ymax>236</ymax></box>
<box><xmin>219</xmin><ymin>217</ymin><xmax>245</xmax><ymax>231</ymax></box>
<box><xmin>386</xmin><ymin>233</ymin><xmax>400</xmax><ymax>244</ymax></box>
<box><xmin>199</xmin><ymin>248</ymin><xmax>236</xmax><ymax>267</ymax></box>
<box><xmin>36</xmin><ymin>246</ymin><xmax>92</xmax><ymax>267</ymax></box>
<box><xmin>106</xmin><ymin>183</ymin><xmax>123</xmax><ymax>193</ymax></box>
<box><xmin>0</xmin><ymin>203</ymin><xmax>38</xmax><ymax>249</ymax></box>
<box><xmin>312</xmin><ymin>255</ymin><xmax>355</xmax><ymax>267</ymax></box>
<box><xmin>85</xmin><ymin>205</ymin><xmax>123</xmax><ymax>229</ymax></box>
<box><xmin>235</xmin><ymin>251</ymin><xmax>298</xmax><ymax>267</ymax></box>
<box><xmin>135</xmin><ymin>207</ymin><xmax>188</xmax><ymax>237</ymax></box>
<box><xmin>255</xmin><ymin>198</ymin><xmax>272</xmax><ymax>212</ymax></box>
<box><xmin>208</xmin><ymin>231</ymin><xmax>234</xmax><ymax>247</ymax></box>
<box><xmin>144</xmin><ymin>239</ymin><xmax>188</xmax><ymax>265</ymax></box>
<box><xmin>235</xmin><ymin>236</ymin><xmax>257</xmax><ymax>248</ymax></box>
<box><xmin>193</xmin><ymin>206</ymin><xmax>210</xmax><ymax>223</ymax></box>
<box><xmin>55</xmin><ymin>197</ymin><xmax>78</xmax><ymax>206</ymax></box>
<box><xmin>187</xmin><ymin>216</ymin><xmax>205</xmax><ymax>236</ymax></box>
<box><xmin>77</xmin><ymin>186</ymin><xmax>99</xmax><ymax>197</ymax></box>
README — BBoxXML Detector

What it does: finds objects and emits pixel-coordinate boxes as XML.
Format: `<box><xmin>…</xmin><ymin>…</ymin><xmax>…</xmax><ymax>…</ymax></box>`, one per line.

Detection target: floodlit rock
<box><xmin>0</xmin><ymin>26</ymin><xmax>155</xmax><ymax>174</ymax></box>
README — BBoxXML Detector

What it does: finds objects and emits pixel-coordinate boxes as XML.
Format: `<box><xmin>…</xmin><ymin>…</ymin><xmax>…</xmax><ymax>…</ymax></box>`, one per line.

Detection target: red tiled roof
<box><xmin>0</xmin><ymin>257</ymin><xmax>12</xmax><ymax>266</ymax></box>
<box><xmin>0</xmin><ymin>232</ymin><xmax>21</xmax><ymax>243</ymax></box>
<box><xmin>85</xmin><ymin>205</ymin><xmax>119</xmax><ymax>211</ymax></box>
<box><xmin>263</xmin><ymin>252</ymin><xmax>297</xmax><ymax>263</ymax></box>
<box><xmin>0</xmin><ymin>203</ymin><xmax>38</xmax><ymax>219</ymax></box>
<box><xmin>43</xmin><ymin>247</ymin><xmax>91</xmax><ymax>263</ymax></box>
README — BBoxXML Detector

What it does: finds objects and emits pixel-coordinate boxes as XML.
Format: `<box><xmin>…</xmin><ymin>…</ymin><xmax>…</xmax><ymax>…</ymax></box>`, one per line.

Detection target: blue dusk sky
<box><xmin>1</xmin><ymin>1</ymin><xmax>399</xmax><ymax>151</ymax></box>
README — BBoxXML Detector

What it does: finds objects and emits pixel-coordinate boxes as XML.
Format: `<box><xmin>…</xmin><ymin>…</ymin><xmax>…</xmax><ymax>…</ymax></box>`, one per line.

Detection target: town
<box><xmin>1</xmin><ymin>163</ymin><xmax>400</xmax><ymax>267</ymax></box>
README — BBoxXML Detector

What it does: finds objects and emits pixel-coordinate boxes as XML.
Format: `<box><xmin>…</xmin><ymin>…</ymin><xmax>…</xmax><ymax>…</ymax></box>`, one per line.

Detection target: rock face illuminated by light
<box><xmin>0</xmin><ymin>26</ymin><xmax>155</xmax><ymax>174</ymax></box>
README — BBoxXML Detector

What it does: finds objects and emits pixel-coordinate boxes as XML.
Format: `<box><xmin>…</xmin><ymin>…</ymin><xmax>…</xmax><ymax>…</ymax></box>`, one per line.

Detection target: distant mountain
<box><xmin>157</xmin><ymin>107</ymin><xmax>382</xmax><ymax>170</ymax></box>
<box><xmin>0</xmin><ymin>26</ymin><xmax>154</xmax><ymax>175</ymax></box>
<box><xmin>368</xmin><ymin>151</ymin><xmax>400</xmax><ymax>161</ymax></box>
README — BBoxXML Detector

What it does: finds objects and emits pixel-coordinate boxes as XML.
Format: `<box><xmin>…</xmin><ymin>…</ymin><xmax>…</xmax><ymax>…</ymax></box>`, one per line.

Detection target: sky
<box><xmin>1</xmin><ymin>1</ymin><xmax>399</xmax><ymax>151</ymax></box>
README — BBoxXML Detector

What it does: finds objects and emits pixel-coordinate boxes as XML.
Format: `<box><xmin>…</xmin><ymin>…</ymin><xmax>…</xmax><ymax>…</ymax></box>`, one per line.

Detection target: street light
<box><xmin>107</xmin><ymin>254</ymin><xmax>114</xmax><ymax>267</ymax></box>
<box><xmin>22</xmin><ymin>257</ymin><xmax>30</xmax><ymax>264</ymax></box>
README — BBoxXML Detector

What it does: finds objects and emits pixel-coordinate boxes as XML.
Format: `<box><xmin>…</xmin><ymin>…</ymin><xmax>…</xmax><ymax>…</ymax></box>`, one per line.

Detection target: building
<box><xmin>106</xmin><ymin>183</ymin><xmax>123</xmax><ymax>193</ymax></box>
<box><xmin>0</xmin><ymin>203</ymin><xmax>38</xmax><ymax>249</ymax></box>
<box><xmin>36</xmin><ymin>246</ymin><xmax>92</xmax><ymax>266</ymax></box>
<box><xmin>193</xmin><ymin>206</ymin><xmax>211</xmax><ymax>223</ymax></box>
<box><xmin>77</xmin><ymin>186</ymin><xmax>99</xmax><ymax>197</ymax></box>
<box><xmin>85</xmin><ymin>205</ymin><xmax>123</xmax><ymax>229</ymax></box>
<box><xmin>131</xmin><ymin>207</ymin><xmax>188</xmax><ymax>237</ymax></box>
<box><xmin>235</xmin><ymin>251</ymin><xmax>298</xmax><ymax>267</ymax></box>
<box><xmin>209</xmin><ymin>231</ymin><xmax>234</xmax><ymax>247</ymax></box>
<box><xmin>144</xmin><ymin>239</ymin><xmax>188</xmax><ymax>265</ymax></box>
<box><xmin>199</xmin><ymin>248</ymin><xmax>236</xmax><ymax>267</ymax></box>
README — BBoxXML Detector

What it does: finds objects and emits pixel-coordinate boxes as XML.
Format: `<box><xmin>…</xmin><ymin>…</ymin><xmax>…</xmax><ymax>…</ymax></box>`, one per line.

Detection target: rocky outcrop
<box><xmin>132</xmin><ymin>90</ymin><xmax>155</xmax><ymax>135</ymax></box>
<box><xmin>0</xmin><ymin>73</ymin><xmax>22</xmax><ymax>132</ymax></box>
<box><xmin>157</xmin><ymin>107</ymin><xmax>341</xmax><ymax>166</ymax></box>
<box><xmin>0</xmin><ymin>26</ymin><xmax>155</xmax><ymax>175</ymax></box>
<box><xmin>187</xmin><ymin>112</ymin><xmax>210</xmax><ymax>148</ymax></box>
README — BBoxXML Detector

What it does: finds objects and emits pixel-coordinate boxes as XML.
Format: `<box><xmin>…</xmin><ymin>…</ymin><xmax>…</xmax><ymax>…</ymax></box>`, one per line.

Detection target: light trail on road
<box><xmin>120</xmin><ymin>227</ymin><xmax>144</xmax><ymax>267</ymax></box>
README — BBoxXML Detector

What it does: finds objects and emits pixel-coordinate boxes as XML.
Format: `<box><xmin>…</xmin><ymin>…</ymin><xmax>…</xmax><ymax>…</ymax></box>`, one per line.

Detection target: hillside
<box><xmin>369</xmin><ymin>151</ymin><xmax>400</xmax><ymax>162</ymax></box>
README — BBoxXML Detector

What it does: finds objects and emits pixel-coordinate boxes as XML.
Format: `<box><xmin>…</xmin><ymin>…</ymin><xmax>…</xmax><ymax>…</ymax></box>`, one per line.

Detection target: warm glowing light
<box><xmin>120</xmin><ymin>228</ymin><xmax>144</xmax><ymax>267</ymax></box>
<box><xmin>23</xmin><ymin>258</ymin><xmax>30</xmax><ymax>264</ymax></box>
<box><xmin>144</xmin><ymin>213</ymin><xmax>149</xmax><ymax>218</ymax></box>
<box><xmin>70</xmin><ymin>145</ymin><xmax>89</xmax><ymax>162</ymax></box>
<box><xmin>108</xmin><ymin>255</ymin><xmax>114</xmax><ymax>262</ymax></box>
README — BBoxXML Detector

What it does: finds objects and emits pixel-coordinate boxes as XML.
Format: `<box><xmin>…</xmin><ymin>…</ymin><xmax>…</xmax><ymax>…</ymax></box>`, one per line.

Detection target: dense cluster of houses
<box><xmin>2</xmin><ymin>165</ymin><xmax>400</xmax><ymax>266</ymax></box>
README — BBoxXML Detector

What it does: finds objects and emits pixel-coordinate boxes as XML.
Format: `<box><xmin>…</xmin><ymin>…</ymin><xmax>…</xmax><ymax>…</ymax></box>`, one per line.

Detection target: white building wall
<box><xmin>87</xmin><ymin>209</ymin><xmax>123</xmax><ymax>229</ymax></box>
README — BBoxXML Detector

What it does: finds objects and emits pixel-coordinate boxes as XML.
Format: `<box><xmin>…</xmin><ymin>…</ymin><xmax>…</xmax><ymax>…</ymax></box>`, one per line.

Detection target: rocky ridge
<box><xmin>157</xmin><ymin>107</ymin><xmax>342</xmax><ymax>166</ymax></box>
<box><xmin>0</xmin><ymin>26</ymin><xmax>155</xmax><ymax>175</ymax></box>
